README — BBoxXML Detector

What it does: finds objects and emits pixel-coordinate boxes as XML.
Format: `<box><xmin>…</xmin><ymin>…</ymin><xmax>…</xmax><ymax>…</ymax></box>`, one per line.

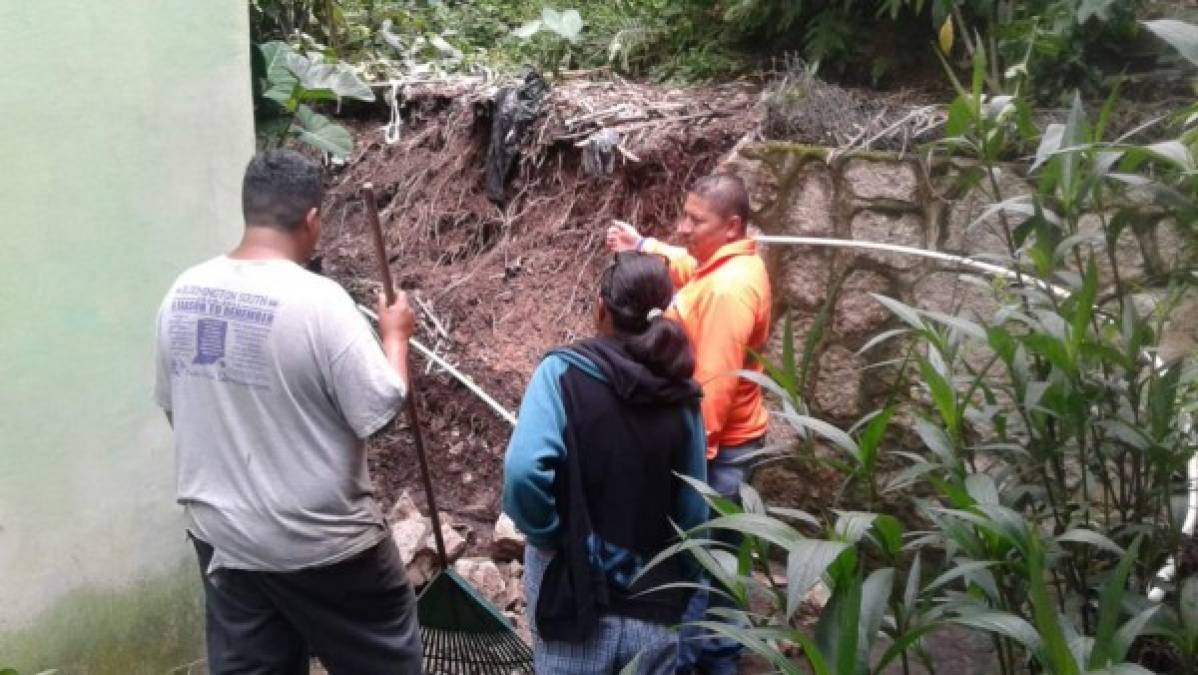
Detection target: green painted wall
<box><xmin>0</xmin><ymin>2</ymin><xmax>254</xmax><ymax>672</ymax></box>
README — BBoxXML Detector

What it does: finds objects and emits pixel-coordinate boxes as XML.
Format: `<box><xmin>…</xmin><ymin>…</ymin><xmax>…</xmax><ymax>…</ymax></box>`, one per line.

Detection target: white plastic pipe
<box><xmin>356</xmin><ymin>304</ymin><xmax>518</xmax><ymax>427</ymax></box>
<box><xmin>752</xmin><ymin>234</ymin><xmax>1069</xmax><ymax>298</ymax></box>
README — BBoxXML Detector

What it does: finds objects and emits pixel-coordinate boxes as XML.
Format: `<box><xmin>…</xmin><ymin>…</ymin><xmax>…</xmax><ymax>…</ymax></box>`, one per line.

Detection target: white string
<box><xmin>356</xmin><ymin>304</ymin><xmax>517</xmax><ymax>427</ymax></box>
<box><xmin>383</xmin><ymin>80</ymin><xmax>402</xmax><ymax>145</ymax></box>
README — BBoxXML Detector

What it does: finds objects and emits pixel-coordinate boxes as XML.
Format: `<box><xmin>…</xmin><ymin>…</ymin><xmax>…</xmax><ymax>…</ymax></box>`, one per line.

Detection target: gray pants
<box><xmin>192</xmin><ymin>536</ymin><xmax>422</xmax><ymax>675</ymax></box>
<box><xmin>525</xmin><ymin>545</ymin><xmax>679</xmax><ymax>675</ymax></box>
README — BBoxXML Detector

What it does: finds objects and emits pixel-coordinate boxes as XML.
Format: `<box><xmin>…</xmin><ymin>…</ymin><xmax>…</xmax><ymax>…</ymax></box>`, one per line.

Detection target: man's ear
<box><xmin>304</xmin><ymin>207</ymin><xmax>321</xmax><ymax>239</ymax></box>
<box><xmin>725</xmin><ymin>214</ymin><xmax>744</xmax><ymax>240</ymax></box>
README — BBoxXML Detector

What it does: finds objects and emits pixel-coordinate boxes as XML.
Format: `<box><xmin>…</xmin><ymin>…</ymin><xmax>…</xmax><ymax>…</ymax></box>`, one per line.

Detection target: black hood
<box><xmin>563</xmin><ymin>336</ymin><xmax>701</xmax><ymax>407</ymax></box>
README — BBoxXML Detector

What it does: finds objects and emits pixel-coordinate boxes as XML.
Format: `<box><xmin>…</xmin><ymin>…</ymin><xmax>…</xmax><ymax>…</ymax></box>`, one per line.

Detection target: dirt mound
<box><xmin>318</xmin><ymin>74</ymin><xmax>761</xmax><ymax>546</ymax></box>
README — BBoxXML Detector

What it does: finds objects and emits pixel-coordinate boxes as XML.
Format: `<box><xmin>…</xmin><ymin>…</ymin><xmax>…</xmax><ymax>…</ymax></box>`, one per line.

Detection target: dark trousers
<box><xmin>192</xmin><ymin>536</ymin><xmax>423</xmax><ymax>675</ymax></box>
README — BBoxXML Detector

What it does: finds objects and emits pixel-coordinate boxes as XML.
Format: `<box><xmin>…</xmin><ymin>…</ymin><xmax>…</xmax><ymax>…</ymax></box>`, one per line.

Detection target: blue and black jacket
<box><xmin>503</xmin><ymin>336</ymin><xmax>708</xmax><ymax>639</ymax></box>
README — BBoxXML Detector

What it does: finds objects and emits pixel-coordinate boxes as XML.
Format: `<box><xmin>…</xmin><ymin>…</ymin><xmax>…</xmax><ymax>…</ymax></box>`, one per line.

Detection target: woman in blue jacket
<box><xmin>503</xmin><ymin>252</ymin><xmax>708</xmax><ymax>675</ymax></box>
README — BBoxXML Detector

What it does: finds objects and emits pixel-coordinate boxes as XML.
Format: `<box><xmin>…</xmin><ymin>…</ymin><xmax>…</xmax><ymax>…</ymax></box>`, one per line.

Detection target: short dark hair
<box><xmin>241</xmin><ymin>150</ymin><xmax>323</xmax><ymax>231</ymax></box>
<box><xmin>600</xmin><ymin>252</ymin><xmax>695</xmax><ymax>381</ymax></box>
<box><xmin>689</xmin><ymin>173</ymin><xmax>750</xmax><ymax>229</ymax></box>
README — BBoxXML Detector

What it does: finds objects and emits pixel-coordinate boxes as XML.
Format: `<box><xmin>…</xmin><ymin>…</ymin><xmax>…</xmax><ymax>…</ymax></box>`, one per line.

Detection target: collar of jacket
<box><xmin>695</xmin><ymin>238</ymin><xmax>757</xmax><ymax>277</ymax></box>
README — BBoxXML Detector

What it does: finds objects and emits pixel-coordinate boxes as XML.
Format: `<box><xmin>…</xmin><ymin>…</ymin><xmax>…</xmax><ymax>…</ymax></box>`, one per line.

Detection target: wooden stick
<box><xmin>360</xmin><ymin>182</ymin><xmax>450</xmax><ymax>569</ymax></box>
<box><xmin>361</xmin><ymin>182</ymin><xmax>396</xmax><ymax>305</ymax></box>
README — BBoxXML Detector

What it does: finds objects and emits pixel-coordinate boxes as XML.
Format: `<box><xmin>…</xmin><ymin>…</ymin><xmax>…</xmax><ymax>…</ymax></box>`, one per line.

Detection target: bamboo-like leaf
<box><xmin>964</xmin><ymin>473</ymin><xmax>999</xmax><ymax>505</ymax></box>
<box><xmin>870</xmin><ymin>293</ymin><xmax>925</xmax><ymax>330</ymax></box>
<box><xmin>834</xmin><ymin>511</ymin><xmax>878</xmax><ymax>545</ymax></box>
<box><xmin>1057</xmin><ymin>528</ymin><xmax>1126</xmax><ymax>558</ymax></box>
<box><xmin>1110</xmin><ymin>606</ymin><xmax>1160</xmax><ymax>665</ymax></box>
<box><xmin>859</xmin><ymin>568</ymin><xmax>896</xmax><ymax>664</ymax></box>
<box><xmin>786</xmin><ymin>540</ymin><xmax>851</xmax><ymax>619</ymax></box>
<box><xmin>767</xmin><ymin>506</ymin><xmax>821</xmax><ymax>529</ymax></box>
<box><xmin>697</xmin><ymin>513</ymin><xmax>805</xmax><ymax>550</ymax></box>
<box><xmin>953</xmin><ymin>610</ymin><xmax>1042</xmax><ymax>652</ymax></box>
<box><xmin>856</xmin><ymin>327</ymin><xmax>911</xmax><ymax>355</ymax></box>
<box><xmin>1181</xmin><ymin>575</ymin><xmax>1198</xmax><ymax>644</ymax></box>
<box><xmin>684</xmin><ymin>621</ymin><xmax>808</xmax><ymax>675</ymax></box>
<box><xmin>292</xmin><ymin>105</ymin><xmax>353</xmax><ymax>158</ymax></box>
<box><xmin>924</xmin><ymin>559</ymin><xmax>999</xmax><ymax>595</ymax></box>
<box><xmin>1142</xmin><ymin>19</ymin><xmax>1198</xmax><ymax>68</ymax></box>
<box><xmin>1027</xmin><ymin>534</ymin><xmax>1081</xmax><ymax>675</ymax></box>
<box><xmin>777</xmin><ymin>411</ymin><xmax>860</xmax><ymax>460</ymax></box>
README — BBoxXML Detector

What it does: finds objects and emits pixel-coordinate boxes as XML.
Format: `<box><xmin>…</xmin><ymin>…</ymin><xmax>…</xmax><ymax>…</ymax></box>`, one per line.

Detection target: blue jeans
<box><xmin>525</xmin><ymin>545</ymin><xmax>680</xmax><ymax>675</ymax></box>
<box><xmin>675</xmin><ymin>439</ymin><xmax>763</xmax><ymax>675</ymax></box>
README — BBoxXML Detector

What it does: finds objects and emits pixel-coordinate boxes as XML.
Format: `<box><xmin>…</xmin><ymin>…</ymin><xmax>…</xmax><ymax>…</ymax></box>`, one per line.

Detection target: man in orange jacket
<box><xmin>606</xmin><ymin>173</ymin><xmax>771</xmax><ymax>674</ymax></box>
<box><xmin>607</xmin><ymin>173</ymin><xmax>771</xmax><ymax>496</ymax></box>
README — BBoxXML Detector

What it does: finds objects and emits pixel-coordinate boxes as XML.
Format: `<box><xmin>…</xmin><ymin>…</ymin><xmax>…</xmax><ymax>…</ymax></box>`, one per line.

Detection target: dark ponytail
<box><xmin>599</xmin><ymin>252</ymin><xmax>696</xmax><ymax>381</ymax></box>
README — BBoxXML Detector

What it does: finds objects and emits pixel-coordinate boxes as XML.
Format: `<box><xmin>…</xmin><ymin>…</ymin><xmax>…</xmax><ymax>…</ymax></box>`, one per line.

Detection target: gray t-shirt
<box><xmin>154</xmin><ymin>256</ymin><xmax>405</xmax><ymax>571</ymax></box>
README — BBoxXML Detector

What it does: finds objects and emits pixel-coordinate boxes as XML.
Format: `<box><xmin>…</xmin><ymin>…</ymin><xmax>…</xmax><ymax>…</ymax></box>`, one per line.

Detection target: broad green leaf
<box><xmin>767</xmin><ymin>506</ymin><xmax>821</xmax><ymax>529</ymax></box>
<box><xmin>859</xmin><ymin>568</ymin><xmax>895</xmax><ymax>664</ymax></box>
<box><xmin>1032</xmin><ymin>124</ymin><xmax>1065</xmax><ymax>173</ymax></box>
<box><xmin>1057</xmin><ymin>528</ymin><xmax>1125</xmax><ymax>557</ymax></box>
<box><xmin>964</xmin><ymin>473</ymin><xmax>999</xmax><ymax>505</ymax></box>
<box><xmin>815</xmin><ymin>554</ymin><xmax>862</xmax><ymax>675</ymax></box>
<box><xmin>856</xmin><ymin>405</ymin><xmax>895</xmax><ymax>472</ymax></box>
<box><xmin>870</xmin><ymin>293</ymin><xmax>925</xmax><ymax>331</ymax></box>
<box><xmin>834</xmin><ymin>511</ymin><xmax>878</xmax><ymax>545</ymax></box>
<box><xmin>513</xmin><ymin>19</ymin><xmax>542</xmax><ymax>38</ymax></box>
<box><xmin>777</xmin><ymin>411</ymin><xmax>860</xmax><ymax>460</ymax></box>
<box><xmin>675</xmin><ymin>472</ymin><xmax>742</xmax><ymax>516</ymax></box>
<box><xmin>684</xmin><ymin>622</ymin><xmax>807</xmax><ymax>675</ymax></box>
<box><xmin>292</xmin><ymin>106</ymin><xmax>353</xmax><ymax>158</ymax></box>
<box><xmin>924</xmin><ymin>559</ymin><xmax>999</xmax><ymax>595</ymax></box>
<box><xmin>872</xmin><ymin>621</ymin><xmax>945</xmax><ymax>675</ymax></box>
<box><xmin>558</xmin><ymin>9</ymin><xmax>584</xmax><ymax>42</ymax></box>
<box><xmin>856</xmin><ymin>327</ymin><xmax>910</xmax><ymax>355</ymax></box>
<box><xmin>903</xmin><ymin>551</ymin><xmax>922</xmax><ymax>615</ymax></box>
<box><xmin>1060</xmin><ymin>92</ymin><xmax>1087</xmax><ymax>207</ymax></box>
<box><xmin>1181</xmin><ymin>575</ymin><xmax>1198</xmax><ymax>644</ymax></box>
<box><xmin>1144</xmin><ymin>140</ymin><xmax>1195</xmax><ymax>171</ymax></box>
<box><xmin>696</xmin><ymin>513</ymin><xmax>805</xmax><ymax>550</ymax></box>
<box><xmin>781</xmin><ymin>314</ymin><xmax>797</xmax><ymax>392</ymax></box>
<box><xmin>921</xmin><ymin>309</ymin><xmax>987</xmax><ymax>341</ymax></box>
<box><xmin>916</xmin><ymin>358</ymin><xmax>959</xmax><ymax>441</ymax></box>
<box><xmin>786</xmin><ymin>539</ymin><xmax>851</xmax><ymax>619</ymax></box>
<box><xmin>1143</xmin><ymin>19</ymin><xmax>1198</xmax><ymax>68</ymax></box>
<box><xmin>953</xmin><ymin>610</ymin><xmax>1042</xmax><ymax>652</ymax></box>
<box><xmin>1027</xmin><ymin>534</ymin><xmax>1081</xmax><ymax>675</ymax></box>
<box><xmin>1110</xmin><ymin>606</ymin><xmax>1160</xmax><ymax>665</ymax></box>
<box><xmin>298</xmin><ymin>62</ymin><xmax>375</xmax><ymax>102</ymax></box>
<box><xmin>428</xmin><ymin>34</ymin><xmax>463</xmax><ymax>60</ymax></box>
<box><xmin>1078</xmin><ymin>0</ymin><xmax>1117</xmax><ymax>23</ymax></box>
<box><xmin>629</xmin><ymin>537</ymin><xmax>733</xmax><ymax>587</ymax></box>
<box><xmin>1149</xmin><ymin>362</ymin><xmax>1183</xmax><ymax>441</ymax></box>
<box><xmin>872</xmin><ymin>514</ymin><xmax>904</xmax><ymax>559</ymax></box>
<box><xmin>738</xmin><ymin>482</ymin><xmax>766</xmax><ymax>516</ymax></box>
<box><xmin>1092</xmin><ymin>539</ymin><xmax>1145</xmax><ymax>671</ymax></box>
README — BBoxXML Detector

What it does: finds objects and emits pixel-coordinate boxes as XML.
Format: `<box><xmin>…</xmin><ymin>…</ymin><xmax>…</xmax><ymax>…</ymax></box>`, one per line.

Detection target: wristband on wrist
<box><xmin>635</xmin><ymin>237</ymin><xmax>647</xmax><ymax>252</ymax></box>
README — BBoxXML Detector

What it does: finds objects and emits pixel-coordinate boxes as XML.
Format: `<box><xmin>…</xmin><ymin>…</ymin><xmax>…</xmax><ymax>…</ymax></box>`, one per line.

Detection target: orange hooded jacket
<box><xmin>642</xmin><ymin>237</ymin><xmax>772</xmax><ymax>459</ymax></box>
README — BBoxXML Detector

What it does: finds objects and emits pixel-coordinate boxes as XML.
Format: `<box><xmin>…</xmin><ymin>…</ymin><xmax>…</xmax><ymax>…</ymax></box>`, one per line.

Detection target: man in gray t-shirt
<box><xmin>154</xmin><ymin>150</ymin><xmax>421</xmax><ymax>674</ymax></box>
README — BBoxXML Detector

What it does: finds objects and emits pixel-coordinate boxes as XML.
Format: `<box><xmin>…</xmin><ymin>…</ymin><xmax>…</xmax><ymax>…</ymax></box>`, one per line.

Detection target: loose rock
<box><xmin>491</xmin><ymin>512</ymin><xmax>527</xmax><ymax>562</ymax></box>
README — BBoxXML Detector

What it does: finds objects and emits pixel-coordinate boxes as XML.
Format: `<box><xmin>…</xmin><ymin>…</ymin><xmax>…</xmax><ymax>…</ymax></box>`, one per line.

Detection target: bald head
<box><xmin>689</xmin><ymin>174</ymin><xmax>750</xmax><ymax>232</ymax></box>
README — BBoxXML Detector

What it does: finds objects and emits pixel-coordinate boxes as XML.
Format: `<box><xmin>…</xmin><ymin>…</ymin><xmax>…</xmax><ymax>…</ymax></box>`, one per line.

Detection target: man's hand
<box><xmin>606</xmin><ymin>220</ymin><xmax>642</xmax><ymax>253</ymax></box>
<box><xmin>377</xmin><ymin>290</ymin><xmax>415</xmax><ymax>345</ymax></box>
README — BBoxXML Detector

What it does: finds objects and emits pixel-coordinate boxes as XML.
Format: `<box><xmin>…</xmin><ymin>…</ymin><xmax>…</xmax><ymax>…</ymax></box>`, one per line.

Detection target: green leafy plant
<box><xmin>253</xmin><ymin>40</ymin><xmax>375</xmax><ymax>159</ymax></box>
<box><xmin>513</xmin><ymin>6</ymin><xmax>585</xmax><ymax>74</ymax></box>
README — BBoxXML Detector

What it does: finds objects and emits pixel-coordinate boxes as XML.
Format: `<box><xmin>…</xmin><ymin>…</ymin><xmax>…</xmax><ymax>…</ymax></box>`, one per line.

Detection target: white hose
<box><xmin>356</xmin><ymin>304</ymin><xmax>517</xmax><ymax>427</ymax></box>
<box><xmin>752</xmin><ymin>234</ymin><xmax>1069</xmax><ymax>298</ymax></box>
